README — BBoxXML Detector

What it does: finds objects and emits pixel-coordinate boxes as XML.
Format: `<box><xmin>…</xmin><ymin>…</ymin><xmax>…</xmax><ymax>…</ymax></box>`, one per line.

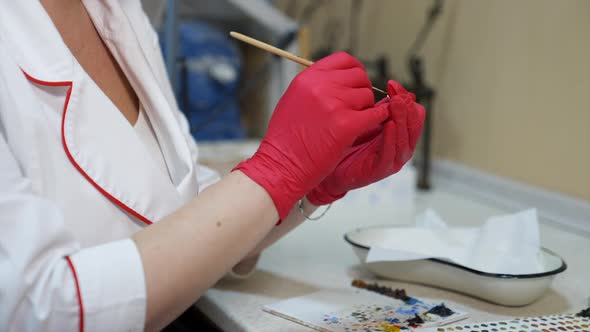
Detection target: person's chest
<box><xmin>0</xmin><ymin>0</ymin><xmax>199</xmax><ymax>247</ymax></box>
<box><xmin>41</xmin><ymin>0</ymin><xmax>141</xmax><ymax>126</ymax></box>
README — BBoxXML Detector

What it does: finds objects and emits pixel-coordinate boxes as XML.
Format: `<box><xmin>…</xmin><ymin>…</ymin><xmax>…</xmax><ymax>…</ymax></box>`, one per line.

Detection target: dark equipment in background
<box><xmin>163</xmin><ymin>1</ymin><xmax>444</xmax><ymax>188</ymax></box>
<box><xmin>348</xmin><ymin>0</ymin><xmax>394</xmax><ymax>103</ymax></box>
<box><xmin>310</xmin><ymin>0</ymin><xmax>395</xmax><ymax>102</ymax></box>
<box><xmin>406</xmin><ymin>0</ymin><xmax>444</xmax><ymax>190</ymax></box>
<box><xmin>310</xmin><ymin>0</ymin><xmax>444</xmax><ymax>191</ymax></box>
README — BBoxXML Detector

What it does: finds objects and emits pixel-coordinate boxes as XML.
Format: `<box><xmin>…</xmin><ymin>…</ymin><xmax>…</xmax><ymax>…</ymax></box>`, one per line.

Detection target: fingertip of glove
<box><xmin>373</xmin><ymin>102</ymin><xmax>391</xmax><ymax>122</ymax></box>
<box><xmin>387</xmin><ymin>80</ymin><xmax>415</xmax><ymax>102</ymax></box>
<box><xmin>417</xmin><ymin>102</ymin><xmax>426</xmax><ymax>122</ymax></box>
<box><xmin>375</xmin><ymin>96</ymin><xmax>390</xmax><ymax>107</ymax></box>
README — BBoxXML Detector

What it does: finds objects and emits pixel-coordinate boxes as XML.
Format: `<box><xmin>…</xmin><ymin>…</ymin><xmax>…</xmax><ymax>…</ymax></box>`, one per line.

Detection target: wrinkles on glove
<box><xmin>234</xmin><ymin>52</ymin><xmax>391</xmax><ymax>219</ymax></box>
<box><xmin>307</xmin><ymin>80</ymin><xmax>425</xmax><ymax>206</ymax></box>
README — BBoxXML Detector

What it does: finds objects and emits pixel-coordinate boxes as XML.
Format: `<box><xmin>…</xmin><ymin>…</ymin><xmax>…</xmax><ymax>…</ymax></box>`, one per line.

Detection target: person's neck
<box><xmin>40</xmin><ymin>0</ymin><xmax>85</xmax><ymax>32</ymax></box>
<box><xmin>40</xmin><ymin>0</ymin><xmax>89</xmax><ymax>54</ymax></box>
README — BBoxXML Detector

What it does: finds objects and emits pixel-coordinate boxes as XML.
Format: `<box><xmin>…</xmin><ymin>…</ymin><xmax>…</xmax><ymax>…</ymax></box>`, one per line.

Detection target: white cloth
<box><xmin>366</xmin><ymin>209</ymin><xmax>543</xmax><ymax>275</ymax></box>
<box><xmin>0</xmin><ymin>1</ymin><xmax>220</xmax><ymax>331</ymax></box>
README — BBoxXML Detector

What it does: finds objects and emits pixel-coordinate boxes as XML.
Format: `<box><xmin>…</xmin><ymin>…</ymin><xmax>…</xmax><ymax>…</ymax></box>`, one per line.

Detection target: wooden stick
<box><xmin>230</xmin><ymin>31</ymin><xmax>313</xmax><ymax>67</ymax></box>
<box><xmin>229</xmin><ymin>31</ymin><xmax>388</xmax><ymax>96</ymax></box>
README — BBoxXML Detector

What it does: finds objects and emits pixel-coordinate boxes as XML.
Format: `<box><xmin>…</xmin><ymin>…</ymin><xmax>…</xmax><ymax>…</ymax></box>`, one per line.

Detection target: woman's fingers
<box><xmin>352</xmin><ymin>124</ymin><xmax>382</xmax><ymax>147</ymax></box>
<box><xmin>377</xmin><ymin>120</ymin><xmax>398</xmax><ymax>172</ymax></box>
<box><xmin>375</xmin><ymin>96</ymin><xmax>389</xmax><ymax>107</ymax></box>
<box><xmin>326</xmin><ymin>67</ymin><xmax>372</xmax><ymax>89</ymax></box>
<box><xmin>348</xmin><ymin>101</ymin><xmax>390</xmax><ymax>135</ymax></box>
<box><xmin>336</xmin><ymin>87</ymin><xmax>375</xmax><ymax>110</ymax></box>
<box><xmin>311</xmin><ymin>51</ymin><xmax>364</xmax><ymax>70</ymax></box>
<box><xmin>390</xmin><ymin>96</ymin><xmax>411</xmax><ymax>165</ymax></box>
<box><xmin>386</xmin><ymin>79</ymin><xmax>424</xmax><ymax>151</ymax></box>
<box><xmin>387</xmin><ymin>79</ymin><xmax>411</xmax><ymax>97</ymax></box>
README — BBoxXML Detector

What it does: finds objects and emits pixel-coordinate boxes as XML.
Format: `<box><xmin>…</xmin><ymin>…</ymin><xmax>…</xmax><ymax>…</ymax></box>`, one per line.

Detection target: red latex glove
<box><xmin>306</xmin><ymin>80</ymin><xmax>425</xmax><ymax>205</ymax></box>
<box><xmin>234</xmin><ymin>52</ymin><xmax>390</xmax><ymax>219</ymax></box>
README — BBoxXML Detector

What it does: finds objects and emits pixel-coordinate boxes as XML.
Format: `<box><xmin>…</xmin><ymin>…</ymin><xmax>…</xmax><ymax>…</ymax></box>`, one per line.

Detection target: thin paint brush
<box><xmin>229</xmin><ymin>31</ymin><xmax>388</xmax><ymax>96</ymax></box>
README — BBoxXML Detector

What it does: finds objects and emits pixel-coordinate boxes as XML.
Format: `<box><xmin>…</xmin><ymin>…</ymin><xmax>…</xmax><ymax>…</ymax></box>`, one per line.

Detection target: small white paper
<box><xmin>366</xmin><ymin>209</ymin><xmax>543</xmax><ymax>275</ymax></box>
<box><xmin>264</xmin><ymin>289</ymin><xmax>468</xmax><ymax>332</ymax></box>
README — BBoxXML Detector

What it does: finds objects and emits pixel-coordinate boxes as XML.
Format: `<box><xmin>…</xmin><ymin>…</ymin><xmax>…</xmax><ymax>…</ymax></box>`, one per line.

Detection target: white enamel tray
<box><xmin>344</xmin><ymin>226</ymin><xmax>567</xmax><ymax>307</ymax></box>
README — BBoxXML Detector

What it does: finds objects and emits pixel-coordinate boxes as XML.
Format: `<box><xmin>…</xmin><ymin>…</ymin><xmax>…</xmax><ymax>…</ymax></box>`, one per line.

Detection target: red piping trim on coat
<box><xmin>22</xmin><ymin>67</ymin><xmax>158</xmax><ymax>331</ymax></box>
<box><xmin>21</xmin><ymin>70</ymin><xmax>153</xmax><ymax>225</ymax></box>
<box><xmin>65</xmin><ymin>256</ymin><xmax>84</xmax><ymax>332</ymax></box>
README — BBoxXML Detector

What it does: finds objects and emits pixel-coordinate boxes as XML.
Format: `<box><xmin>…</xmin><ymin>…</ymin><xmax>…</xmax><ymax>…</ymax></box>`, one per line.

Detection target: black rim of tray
<box><xmin>343</xmin><ymin>226</ymin><xmax>567</xmax><ymax>279</ymax></box>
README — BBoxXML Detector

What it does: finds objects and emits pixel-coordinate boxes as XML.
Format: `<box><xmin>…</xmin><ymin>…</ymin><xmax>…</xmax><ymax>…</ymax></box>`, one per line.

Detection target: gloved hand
<box><xmin>306</xmin><ymin>80</ymin><xmax>425</xmax><ymax>206</ymax></box>
<box><xmin>234</xmin><ymin>52</ymin><xmax>390</xmax><ymax>219</ymax></box>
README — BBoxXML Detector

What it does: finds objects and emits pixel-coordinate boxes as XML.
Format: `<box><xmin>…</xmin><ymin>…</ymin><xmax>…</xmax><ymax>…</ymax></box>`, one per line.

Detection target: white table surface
<box><xmin>195</xmin><ymin>143</ymin><xmax>590</xmax><ymax>331</ymax></box>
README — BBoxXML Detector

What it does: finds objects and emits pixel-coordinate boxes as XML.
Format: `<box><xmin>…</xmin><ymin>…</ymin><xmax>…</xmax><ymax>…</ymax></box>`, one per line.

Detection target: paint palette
<box><xmin>420</xmin><ymin>314</ymin><xmax>590</xmax><ymax>332</ymax></box>
<box><xmin>263</xmin><ymin>289</ymin><xmax>468</xmax><ymax>332</ymax></box>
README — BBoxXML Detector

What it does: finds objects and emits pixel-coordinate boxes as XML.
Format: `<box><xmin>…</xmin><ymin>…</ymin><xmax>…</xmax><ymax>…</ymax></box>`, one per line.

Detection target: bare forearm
<box><xmin>132</xmin><ymin>171</ymin><xmax>279</xmax><ymax>331</ymax></box>
<box><xmin>244</xmin><ymin>197</ymin><xmax>318</xmax><ymax>259</ymax></box>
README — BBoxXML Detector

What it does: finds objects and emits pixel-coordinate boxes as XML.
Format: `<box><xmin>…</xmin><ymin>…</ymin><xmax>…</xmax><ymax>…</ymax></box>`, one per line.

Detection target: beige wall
<box><xmin>278</xmin><ymin>0</ymin><xmax>590</xmax><ymax>201</ymax></box>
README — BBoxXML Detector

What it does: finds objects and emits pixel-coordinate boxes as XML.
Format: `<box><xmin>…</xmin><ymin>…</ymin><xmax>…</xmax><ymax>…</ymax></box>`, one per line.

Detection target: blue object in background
<box><xmin>160</xmin><ymin>21</ymin><xmax>246</xmax><ymax>141</ymax></box>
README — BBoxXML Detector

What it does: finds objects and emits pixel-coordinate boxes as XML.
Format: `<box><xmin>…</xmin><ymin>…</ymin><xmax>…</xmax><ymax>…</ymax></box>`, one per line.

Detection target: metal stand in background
<box><xmin>408</xmin><ymin>56</ymin><xmax>435</xmax><ymax>190</ymax></box>
<box><xmin>406</xmin><ymin>0</ymin><xmax>444</xmax><ymax>191</ymax></box>
<box><xmin>164</xmin><ymin>0</ymin><xmax>178</xmax><ymax>92</ymax></box>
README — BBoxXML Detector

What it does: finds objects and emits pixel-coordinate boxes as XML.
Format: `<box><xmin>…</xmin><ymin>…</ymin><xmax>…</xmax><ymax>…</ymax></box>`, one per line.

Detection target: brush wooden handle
<box><xmin>230</xmin><ymin>31</ymin><xmax>313</xmax><ymax>67</ymax></box>
<box><xmin>229</xmin><ymin>31</ymin><xmax>388</xmax><ymax>96</ymax></box>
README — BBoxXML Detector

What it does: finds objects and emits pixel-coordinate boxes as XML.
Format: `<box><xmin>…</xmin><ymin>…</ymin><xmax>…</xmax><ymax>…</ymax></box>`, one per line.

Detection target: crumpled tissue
<box><xmin>366</xmin><ymin>209</ymin><xmax>543</xmax><ymax>274</ymax></box>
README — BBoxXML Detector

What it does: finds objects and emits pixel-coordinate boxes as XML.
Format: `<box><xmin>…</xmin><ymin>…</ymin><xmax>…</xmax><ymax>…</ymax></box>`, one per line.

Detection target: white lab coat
<box><xmin>0</xmin><ymin>1</ymin><xmax>219</xmax><ymax>331</ymax></box>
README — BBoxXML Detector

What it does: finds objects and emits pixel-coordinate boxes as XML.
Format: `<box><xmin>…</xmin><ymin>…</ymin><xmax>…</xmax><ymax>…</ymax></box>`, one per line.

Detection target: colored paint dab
<box><xmin>406</xmin><ymin>313</ymin><xmax>425</xmax><ymax>327</ymax></box>
<box><xmin>427</xmin><ymin>303</ymin><xmax>455</xmax><ymax>317</ymax></box>
<box><xmin>384</xmin><ymin>317</ymin><xmax>400</xmax><ymax>324</ymax></box>
<box><xmin>351</xmin><ymin>279</ymin><xmax>411</xmax><ymax>302</ymax></box>
<box><xmin>577</xmin><ymin>307</ymin><xmax>590</xmax><ymax>318</ymax></box>
<box><xmin>380</xmin><ymin>323</ymin><xmax>401</xmax><ymax>332</ymax></box>
<box><xmin>395</xmin><ymin>306</ymin><xmax>420</xmax><ymax>316</ymax></box>
<box><xmin>323</xmin><ymin>315</ymin><xmax>340</xmax><ymax>324</ymax></box>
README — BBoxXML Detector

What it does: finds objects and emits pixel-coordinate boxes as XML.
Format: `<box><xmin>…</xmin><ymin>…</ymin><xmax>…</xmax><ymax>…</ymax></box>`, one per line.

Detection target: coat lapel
<box><xmin>82</xmin><ymin>0</ymin><xmax>198</xmax><ymax>194</ymax></box>
<box><xmin>0</xmin><ymin>1</ymin><xmax>198</xmax><ymax>225</ymax></box>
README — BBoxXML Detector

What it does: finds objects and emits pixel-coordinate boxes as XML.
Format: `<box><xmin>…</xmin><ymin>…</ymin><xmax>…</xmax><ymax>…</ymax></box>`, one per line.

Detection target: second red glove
<box><xmin>234</xmin><ymin>53</ymin><xmax>391</xmax><ymax>219</ymax></box>
<box><xmin>306</xmin><ymin>80</ymin><xmax>425</xmax><ymax>206</ymax></box>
